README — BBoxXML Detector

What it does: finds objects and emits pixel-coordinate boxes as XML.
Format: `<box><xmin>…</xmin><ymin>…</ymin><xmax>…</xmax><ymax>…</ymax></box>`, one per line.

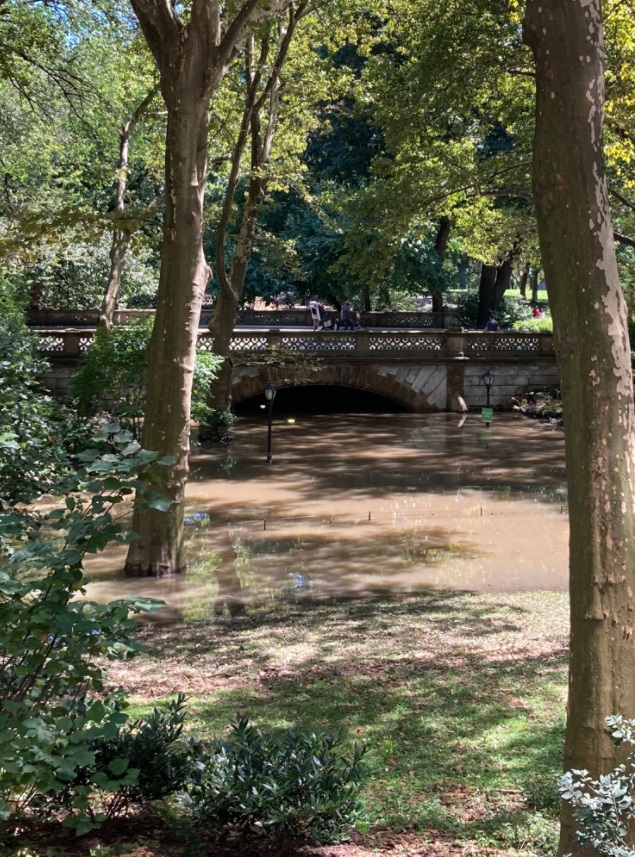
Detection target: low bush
<box><xmin>197</xmin><ymin>407</ymin><xmax>237</xmax><ymax>443</ymax></box>
<box><xmin>185</xmin><ymin>715</ymin><xmax>368</xmax><ymax>844</ymax></box>
<box><xmin>513</xmin><ymin>316</ymin><xmax>553</xmax><ymax>332</ymax></box>
<box><xmin>560</xmin><ymin>714</ymin><xmax>635</xmax><ymax>857</ymax></box>
<box><xmin>0</xmin><ymin>423</ymin><xmax>175</xmax><ymax>833</ymax></box>
<box><xmin>45</xmin><ymin>694</ymin><xmax>196</xmax><ymax>823</ymax></box>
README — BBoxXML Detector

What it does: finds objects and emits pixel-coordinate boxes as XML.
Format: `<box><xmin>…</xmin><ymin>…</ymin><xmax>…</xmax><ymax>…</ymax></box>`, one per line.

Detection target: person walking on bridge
<box><xmin>341</xmin><ymin>301</ymin><xmax>358</xmax><ymax>330</ymax></box>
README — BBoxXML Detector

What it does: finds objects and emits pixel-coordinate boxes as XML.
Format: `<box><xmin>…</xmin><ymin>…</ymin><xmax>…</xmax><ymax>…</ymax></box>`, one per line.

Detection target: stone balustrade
<box><xmin>35</xmin><ymin>326</ymin><xmax>554</xmax><ymax>360</ymax></box>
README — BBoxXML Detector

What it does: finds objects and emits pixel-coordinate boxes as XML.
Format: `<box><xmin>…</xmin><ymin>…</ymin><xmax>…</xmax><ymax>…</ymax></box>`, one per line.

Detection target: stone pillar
<box><xmin>64</xmin><ymin>331</ymin><xmax>83</xmax><ymax>357</ymax></box>
<box><xmin>446</xmin><ymin>354</ymin><xmax>470</xmax><ymax>411</ymax></box>
<box><xmin>540</xmin><ymin>333</ymin><xmax>554</xmax><ymax>353</ymax></box>
<box><xmin>355</xmin><ymin>330</ymin><xmax>371</xmax><ymax>356</ymax></box>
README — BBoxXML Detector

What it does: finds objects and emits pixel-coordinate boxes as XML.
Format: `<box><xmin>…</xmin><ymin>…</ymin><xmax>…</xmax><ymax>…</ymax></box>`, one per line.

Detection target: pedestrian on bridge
<box><xmin>341</xmin><ymin>302</ymin><xmax>359</xmax><ymax>330</ymax></box>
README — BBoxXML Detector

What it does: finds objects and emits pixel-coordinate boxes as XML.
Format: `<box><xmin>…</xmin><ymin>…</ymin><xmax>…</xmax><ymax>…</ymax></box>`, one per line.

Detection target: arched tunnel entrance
<box><xmin>234</xmin><ymin>384</ymin><xmax>411</xmax><ymax>416</ymax></box>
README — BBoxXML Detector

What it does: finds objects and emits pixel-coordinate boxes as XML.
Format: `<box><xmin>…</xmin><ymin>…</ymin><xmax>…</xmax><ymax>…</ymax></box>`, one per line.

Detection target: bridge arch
<box><xmin>230</xmin><ymin>363</ymin><xmax>442</xmax><ymax>412</ymax></box>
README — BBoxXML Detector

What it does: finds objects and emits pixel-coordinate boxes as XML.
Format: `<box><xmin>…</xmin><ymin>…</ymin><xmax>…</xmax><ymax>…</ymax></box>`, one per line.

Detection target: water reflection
<box><xmin>83</xmin><ymin>413</ymin><xmax>569</xmax><ymax>618</ymax></box>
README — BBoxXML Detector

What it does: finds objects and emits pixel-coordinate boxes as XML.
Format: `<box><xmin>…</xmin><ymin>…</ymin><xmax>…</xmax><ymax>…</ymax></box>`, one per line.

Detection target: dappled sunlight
<box><xmin>112</xmin><ymin>591</ymin><xmax>567</xmax><ymax>842</ymax></box>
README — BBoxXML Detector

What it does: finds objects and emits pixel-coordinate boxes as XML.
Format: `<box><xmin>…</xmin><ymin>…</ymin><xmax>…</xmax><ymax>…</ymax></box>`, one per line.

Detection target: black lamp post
<box><xmin>264</xmin><ymin>381</ymin><xmax>277</xmax><ymax>463</ymax></box>
<box><xmin>482</xmin><ymin>369</ymin><xmax>495</xmax><ymax>408</ymax></box>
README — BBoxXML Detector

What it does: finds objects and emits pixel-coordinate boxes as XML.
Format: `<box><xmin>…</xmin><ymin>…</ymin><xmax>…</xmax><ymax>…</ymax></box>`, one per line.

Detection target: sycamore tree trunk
<box><xmin>125</xmin><ymin>0</ymin><xmax>267</xmax><ymax>575</ymax></box>
<box><xmin>125</xmin><ymin>108</ymin><xmax>210</xmax><ymax>576</ymax></box>
<box><xmin>524</xmin><ymin>3</ymin><xmax>635</xmax><ymax>854</ymax></box>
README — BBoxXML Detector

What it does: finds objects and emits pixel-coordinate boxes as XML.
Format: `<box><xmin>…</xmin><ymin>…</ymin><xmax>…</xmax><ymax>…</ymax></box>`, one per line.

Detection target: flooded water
<box><xmin>84</xmin><ymin>413</ymin><xmax>569</xmax><ymax>619</ymax></box>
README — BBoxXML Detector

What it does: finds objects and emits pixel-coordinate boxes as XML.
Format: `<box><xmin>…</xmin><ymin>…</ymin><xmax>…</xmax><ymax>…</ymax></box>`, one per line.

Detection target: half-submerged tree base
<box><xmin>523</xmin><ymin>1</ymin><xmax>635</xmax><ymax>854</ymax></box>
<box><xmin>124</xmin><ymin>505</ymin><xmax>186</xmax><ymax>577</ymax></box>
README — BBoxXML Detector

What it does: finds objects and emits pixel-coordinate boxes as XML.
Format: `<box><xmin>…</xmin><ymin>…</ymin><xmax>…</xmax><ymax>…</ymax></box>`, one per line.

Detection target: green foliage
<box><xmin>71</xmin><ymin>319</ymin><xmax>153</xmax><ymax>436</ymax></box>
<box><xmin>191</xmin><ymin>350</ymin><xmax>224</xmax><ymax>427</ymax></box>
<box><xmin>0</xmin><ymin>309</ymin><xmax>90</xmax><ymax>504</ymax></box>
<box><xmin>185</xmin><ymin>715</ymin><xmax>368</xmax><ymax>844</ymax></box>
<box><xmin>47</xmin><ymin>694</ymin><xmax>195</xmax><ymax>821</ymax></box>
<box><xmin>512</xmin><ymin>316</ymin><xmax>553</xmax><ymax>332</ymax></box>
<box><xmin>197</xmin><ymin>408</ymin><xmax>237</xmax><ymax>444</ymax></box>
<box><xmin>72</xmin><ymin>322</ymin><xmax>221</xmax><ymax>438</ymax></box>
<box><xmin>560</xmin><ymin>714</ymin><xmax>635</xmax><ymax>857</ymax></box>
<box><xmin>455</xmin><ymin>292</ymin><xmax>532</xmax><ymax>329</ymax></box>
<box><xmin>0</xmin><ymin>423</ymin><xmax>173</xmax><ymax>832</ymax></box>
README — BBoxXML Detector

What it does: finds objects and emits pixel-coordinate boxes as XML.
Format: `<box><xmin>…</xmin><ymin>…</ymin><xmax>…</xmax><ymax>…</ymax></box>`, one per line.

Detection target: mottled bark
<box><xmin>125</xmin><ymin>107</ymin><xmax>210</xmax><ymax>576</ymax></box>
<box><xmin>125</xmin><ymin>0</ymin><xmax>264</xmax><ymax>575</ymax></box>
<box><xmin>524</xmin><ymin>3</ymin><xmax>635</xmax><ymax>855</ymax></box>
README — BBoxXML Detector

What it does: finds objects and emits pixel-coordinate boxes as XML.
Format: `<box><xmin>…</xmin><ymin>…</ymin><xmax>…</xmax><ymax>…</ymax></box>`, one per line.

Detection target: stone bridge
<box><xmin>35</xmin><ymin>324</ymin><xmax>558</xmax><ymax>412</ymax></box>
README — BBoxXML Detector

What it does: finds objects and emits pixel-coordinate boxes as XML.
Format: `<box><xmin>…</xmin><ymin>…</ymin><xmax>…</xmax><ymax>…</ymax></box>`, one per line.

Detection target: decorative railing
<box><xmin>35</xmin><ymin>327</ymin><xmax>555</xmax><ymax>360</ymax></box>
<box><xmin>27</xmin><ymin>308</ymin><xmax>451</xmax><ymax>329</ymax></box>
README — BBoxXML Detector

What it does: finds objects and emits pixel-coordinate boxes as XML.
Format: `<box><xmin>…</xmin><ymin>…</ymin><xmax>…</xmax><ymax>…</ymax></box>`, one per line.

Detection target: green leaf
<box><xmin>108</xmin><ymin>757</ymin><xmax>129</xmax><ymax>776</ymax></box>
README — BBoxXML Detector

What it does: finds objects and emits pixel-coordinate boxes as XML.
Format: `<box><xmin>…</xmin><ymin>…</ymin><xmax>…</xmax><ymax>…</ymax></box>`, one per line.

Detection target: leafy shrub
<box><xmin>560</xmin><ymin>714</ymin><xmax>635</xmax><ymax>857</ymax></box>
<box><xmin>71</xmin><ymin>321</ymin><xmax>223</xmax><ymax>439</ymax></box>
<box><xmin>197</xmin><ymin>407</ymin><xmax>237</xmax><ymax>443</ymax></box>
<box><xmin>70</xmin><ymin>319</ymin><xmax>153</xmax><ymax>437</ymax></box>
<box><xmin>185</xmin><ymin>716</ymin><xmax>367</xmax><ymax>844</ymax></box>
<box><xmin>47</xmin><ymin>694</ymin><xmax>195</xmax><ymax>821</ymax></box>
<box><xmin>455</xmin><ymin>292</ymin><xmax>534</xmax><ymax>329</ymax></box>
<box><xmin>0</xmin><ymin>424</ymin><xmax>174</xmax><ymax>833</ymax></box>
<box><xmin>0</xmin><ymin>312</ymin><xmax>91</xmax><ymax>504</ymax></box>
<box><xmin>513</xmin><ymin>316</ymin><xmax>553</xmax><ymax>332</ymax></box>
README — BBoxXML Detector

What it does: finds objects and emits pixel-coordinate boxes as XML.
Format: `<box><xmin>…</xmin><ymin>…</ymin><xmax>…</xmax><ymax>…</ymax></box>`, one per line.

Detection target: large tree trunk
<box><xmin>476</xmin><ymin>263</ymin><xmax>497</xmax><ymax>328</ymax></box>
<box><xmin>432</xmin><ymin>216</ymin><xmax>451</xmax><ymax>313</ymax></box>
<box><xmin>125</xmin><ymin>0</ymin><xmax>268</xmax><ymax>575</ymax></box>
<box><xmin>493</xmin><ymin>257</ymin><xmax>513</xmax><ymax>308</ymax></box>
<box><xmin>124</xmin><ymin>106</ymin><xmax>210</xmax><ymax>576</ymax></box>
<box><xmin>524</xmin><ymin>4</ymin><xmax>635</xmax><ymax>855</ymax></box>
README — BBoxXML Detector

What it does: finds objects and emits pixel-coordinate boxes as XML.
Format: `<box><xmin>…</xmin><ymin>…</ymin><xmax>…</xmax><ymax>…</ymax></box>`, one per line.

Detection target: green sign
<box><xmin>481</xmin><ymin>407</ymin><xmax>493</xmax><ymax>423</ymax></box>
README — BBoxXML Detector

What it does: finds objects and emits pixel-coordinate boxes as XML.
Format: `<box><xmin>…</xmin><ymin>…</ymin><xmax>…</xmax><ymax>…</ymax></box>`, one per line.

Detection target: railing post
<box><xmin>355</xmin><ymin>329</ymin><xmax>371</xmax><ymax>356</ymax></box>
<box><xmin>64</xmin><ymin>331</ymin><xmax>82</xmax><ymax>357</ymax></box>
<box><xmin>540</xmin><ymin>332</ymin><xmax>554</xmax><ymax>353</ymax></box>
<box><xmin>268</xmin><ymin>329</ymin><xmax>283</xmax><ymax>351</ymax></box>
<box><xmin>445</xmin><ymin>326</ymin><xmax>467</xmax><ymax>358</ymax></box>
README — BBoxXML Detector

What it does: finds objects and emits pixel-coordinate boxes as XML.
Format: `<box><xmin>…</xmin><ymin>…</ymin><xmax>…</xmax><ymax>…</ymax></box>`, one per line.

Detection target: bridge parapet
<box><xmin>35</xmin><ymin>326</ymin><xmax>554</xmax><ymax>360</ymax></box>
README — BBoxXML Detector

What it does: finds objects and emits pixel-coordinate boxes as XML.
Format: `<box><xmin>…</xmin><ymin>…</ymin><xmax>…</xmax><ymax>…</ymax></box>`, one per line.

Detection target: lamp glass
<box><xmin>482</xmin><ymin>370</ymin><xmax>495</xmax><ymax>388</ymax></box>
<box><xmin>264</xmin><ymin>381</ymin><xmax>277</xmax><ymax>402</ymax></box>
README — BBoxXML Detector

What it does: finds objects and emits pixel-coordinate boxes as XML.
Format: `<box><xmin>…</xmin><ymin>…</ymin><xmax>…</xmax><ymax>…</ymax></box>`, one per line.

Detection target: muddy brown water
<box><xmin>83</xmin><ymin>413</ymin><xmax>569</xmax><ymax>620</ymax></box>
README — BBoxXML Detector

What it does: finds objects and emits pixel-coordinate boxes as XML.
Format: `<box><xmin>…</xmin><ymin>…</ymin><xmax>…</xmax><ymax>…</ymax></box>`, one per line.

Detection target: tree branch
<box><xmin>129</xmin><ymin>0</ymin><xmax>181</xmax><ymax>66</ymax></box>
<box><xmin>614</xmin><ymin>231</ymin><xmax>635</xmax><ymax>251</ymax></box>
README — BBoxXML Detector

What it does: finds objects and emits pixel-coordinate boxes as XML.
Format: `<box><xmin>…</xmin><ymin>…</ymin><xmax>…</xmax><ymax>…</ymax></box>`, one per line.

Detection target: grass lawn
<box><xmin>98</xmin><ymin>589</ymin><xmax>567</xmax><ymax>856</ymax></box>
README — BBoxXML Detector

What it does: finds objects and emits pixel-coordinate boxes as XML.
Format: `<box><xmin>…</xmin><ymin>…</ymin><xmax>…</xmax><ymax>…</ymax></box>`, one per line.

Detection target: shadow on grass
<box><xmin>131</xmin><ymin>590</ymin><xmax>567</xmax><ymax>851</ymax></box>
